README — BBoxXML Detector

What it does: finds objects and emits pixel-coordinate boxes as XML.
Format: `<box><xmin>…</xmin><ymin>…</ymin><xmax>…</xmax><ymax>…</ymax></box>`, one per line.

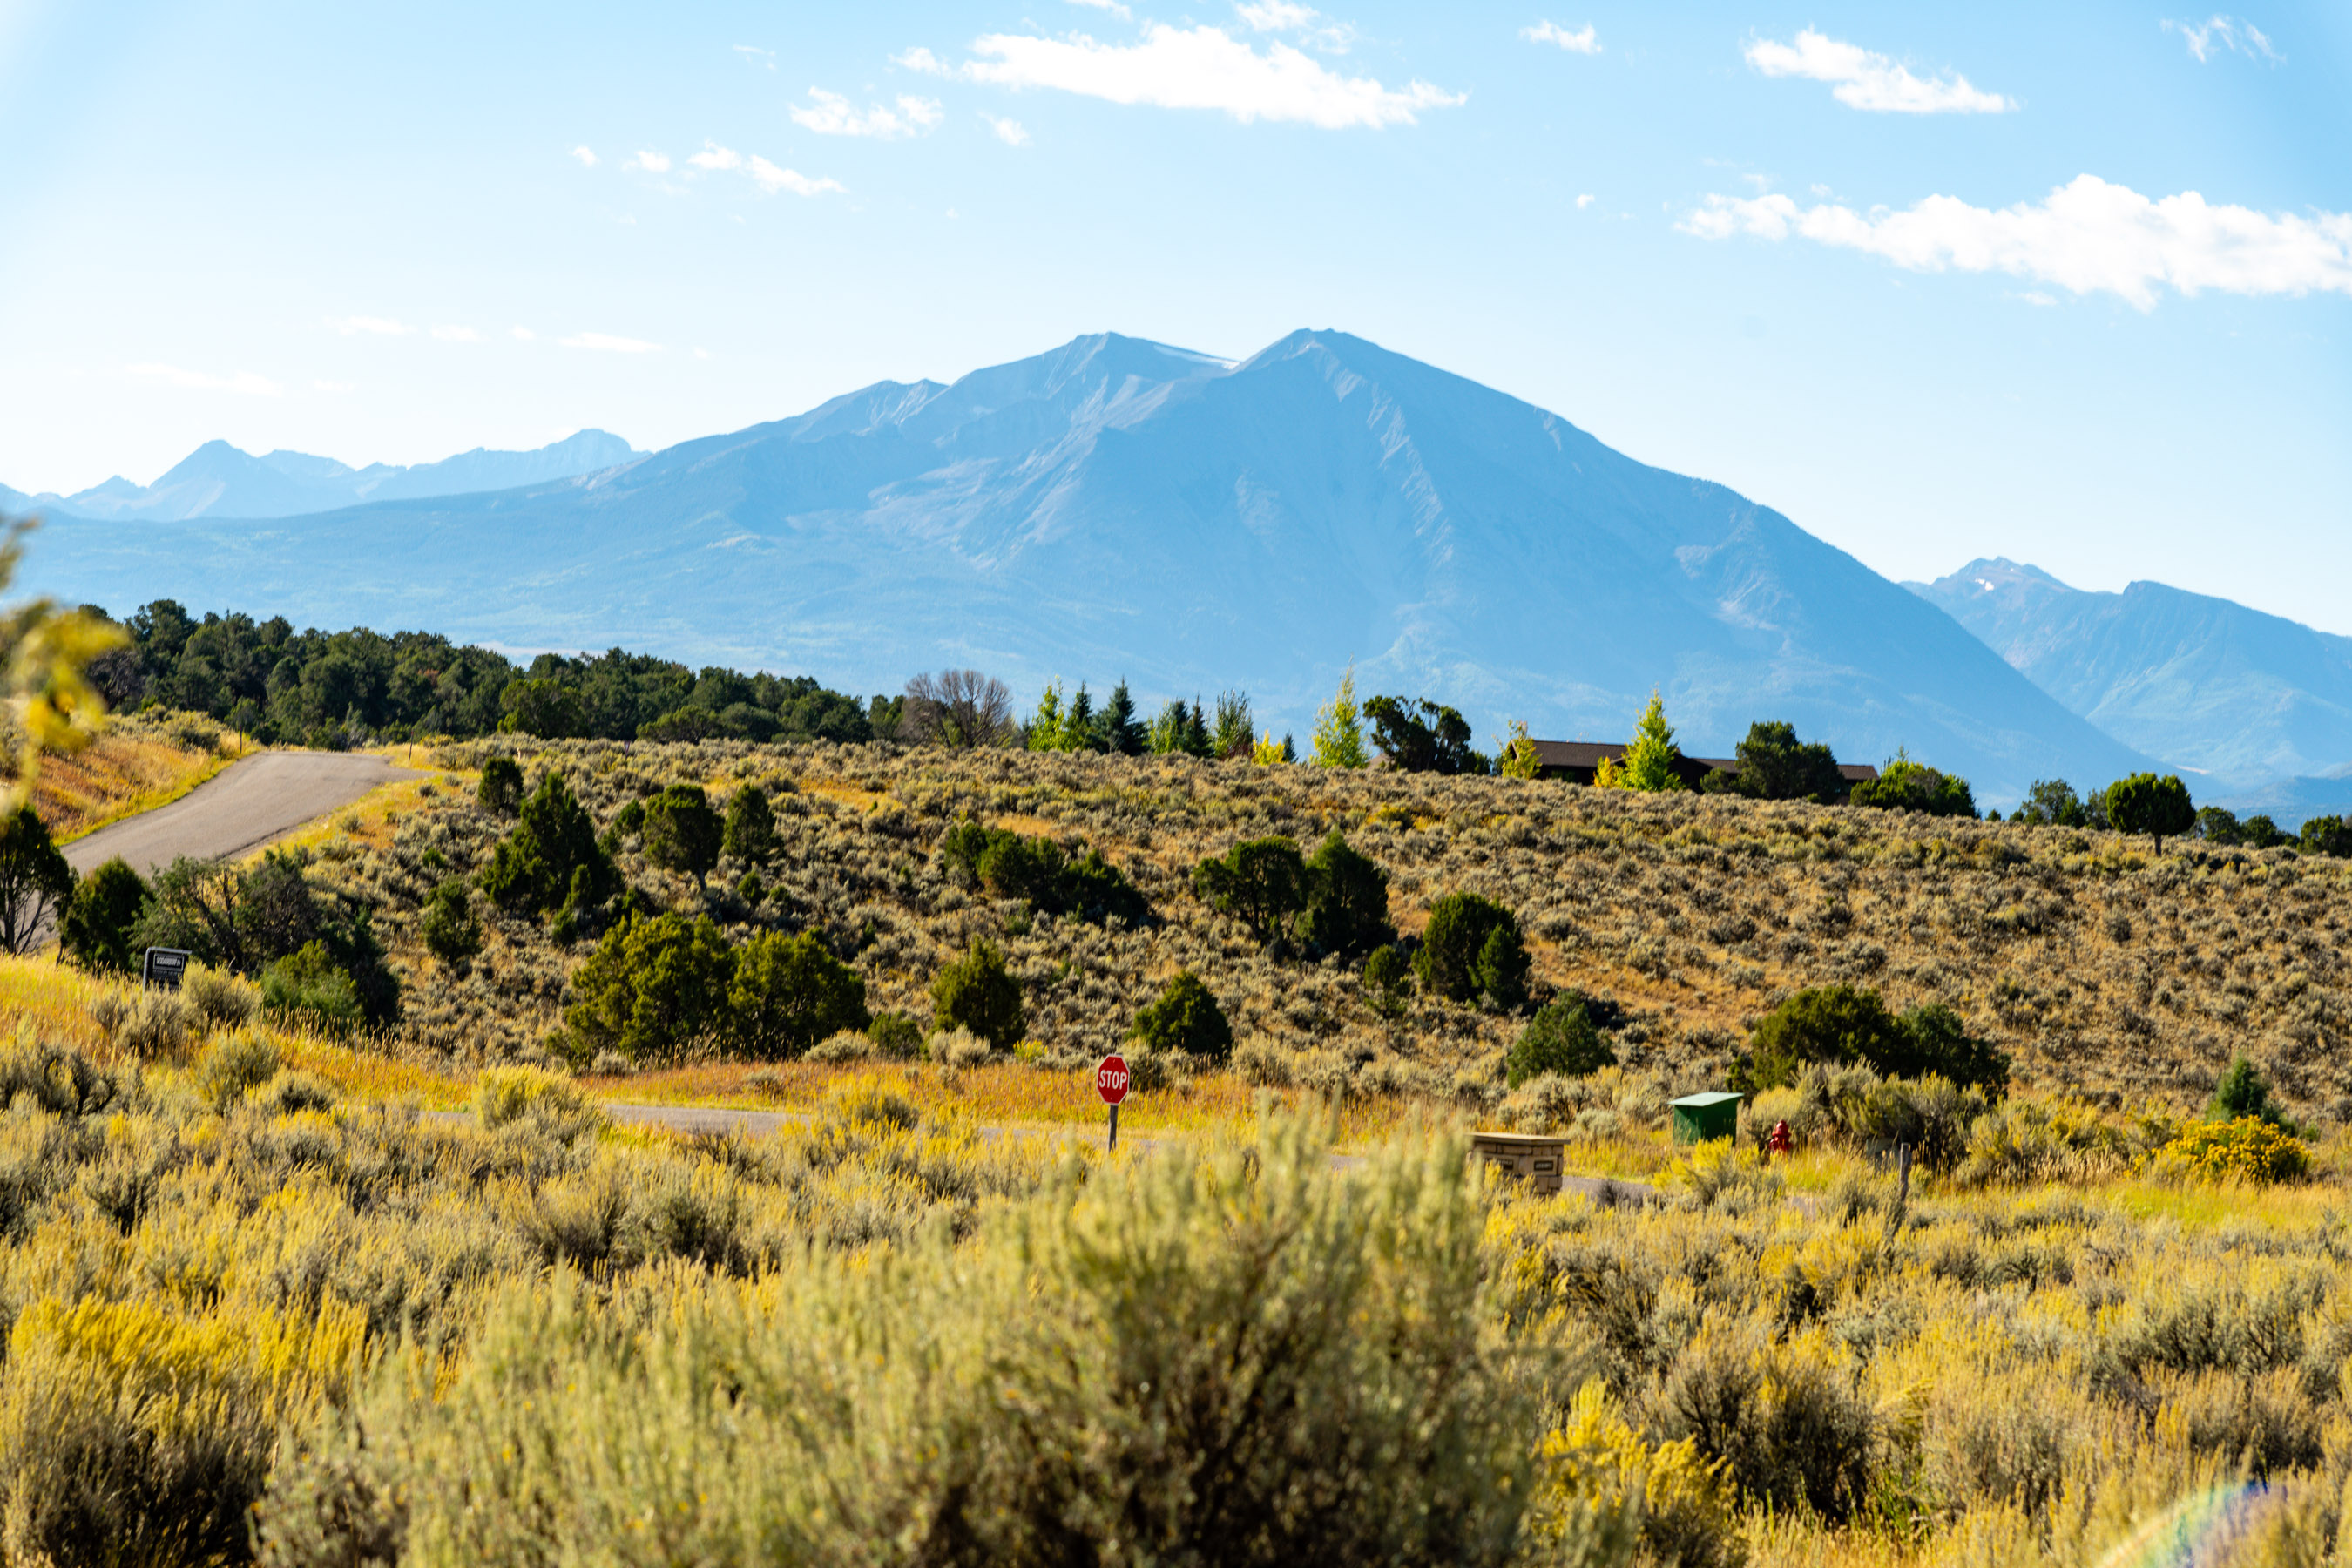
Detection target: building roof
<box><xmin>1527</xmin><ymin>739</ymin><xmax>1878</xmax><ymax>785</ymax></box>
<box><xmin>1670</xmin><ymin>1092</ymin><xmax>1745</xmax><ymax>1109</ymax></box>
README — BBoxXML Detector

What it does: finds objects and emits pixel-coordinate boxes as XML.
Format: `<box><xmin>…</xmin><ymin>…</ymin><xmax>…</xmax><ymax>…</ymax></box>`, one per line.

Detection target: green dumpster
<box><xmin>1670</xmin><ymin>1091</ymin><xmax>1743</xmax><ymax>1146</ymax></box>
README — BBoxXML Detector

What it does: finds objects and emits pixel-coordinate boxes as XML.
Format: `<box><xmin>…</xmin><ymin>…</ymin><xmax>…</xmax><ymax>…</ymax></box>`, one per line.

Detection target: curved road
<box><xmin>64</xmin><ymin>750</ymin><xmax>422</xmax><ymax>876</ymax></box>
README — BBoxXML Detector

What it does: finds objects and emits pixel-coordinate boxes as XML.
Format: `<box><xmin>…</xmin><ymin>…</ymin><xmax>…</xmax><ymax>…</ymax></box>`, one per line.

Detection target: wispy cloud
<box><xmin>1680</xmin><ymin>174</ymin><xmax>2352</xmax><ymax>309</ymax></box>
<box><xmin>682</xmin><ymin>142</ymin><xmax>846</xmax><ymax>197</ymax></box>
<box><xmin>1745</xmin><ymin>30</ymin><xmax>2014</xmax><ymax>113</ymax></box>
<box><xmin>749</xmin><ymin>156</ymin><xmax>845</xmax><ymax>197</ymax></box>
<box><xmin>625</xmin><ymin>150</ymin><xmax>672</xmax><ymax>173</ymax></box>
<box><xmin>897</xmin><ymin>25</ymin><xmax>1463</xmax><ymax>129</ymax></box>
<box><xmin>559</xmin><ymin>332</ymin><xmax>662</xmax><ymax>354</ymax></box>
<box><xmin>733</xmin><ymin>44</ymin><xmax>776</xmax><ymax>69</ymax></box>
<box><xmin>328</xmin><ymin>315</ymin><xmax>414</xmax><ymax>336</ymax></box>
<box><xmin>311</xmin><ymin>379</ymin><xmax>357</xmax><ymax>394</ymax></box>
<box><xmin>1522</xmin><ymin>20</ymin><xmax>1599</xmax><ymax>53</ymax></box>
<box><xmin>430</xmin><ymin>325</ymin><xmax>482</xmax><ymax>342</ymax></box>
<box><xmin>1235</xmin><ymin>3</ymin><xmax>1355</xmax><ymax>53</ymax></box>
<box><xmin>570</xmin><ymin>145</ymin><xmax>598</xmax><ymax>167</ymax></box>
<box><xmin>2163</xmin><ymin>15</ymin><xmax>2281</xmax><ymax>62</ymax></box>
<box><xmin>982</xmin><ymin>112</ymin><xmax>1032</xmax><ymax>145</ymax></box>
<box><xmin>128</xmin><ymin>362</ymin><xmax>281</xmax><ymax>395</ymax></box>
<box><xmin>1575</xmin><ymin>193</ymin><xmax>1595</xmax><ymax>208</ymax></box>
<box><xmin>1064</xmin><ymin>0</ymin><xmax>1132</xmax><ymax>17</ymax></box>
<box><xmin>511</xmin><ymin>326</ymin><xmax>536</xmax><ymax>341</ymax></box>
<box><xmin>790</xmin><ymin>88</ymin><xmax>945</xmax><ymax>139</ymax></box>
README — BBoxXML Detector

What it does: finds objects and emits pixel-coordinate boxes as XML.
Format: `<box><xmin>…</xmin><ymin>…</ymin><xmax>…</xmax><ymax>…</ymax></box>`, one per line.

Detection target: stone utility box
<box><xmin>1670</xmin><ymin>1092</ymin><xmax>1743</xmax><ymax>1146</ymax></box>
<box><xmin>1470</xmin><ymin>1132</ymin><xmax>1567</xmax><ymax>1194</ymax></box>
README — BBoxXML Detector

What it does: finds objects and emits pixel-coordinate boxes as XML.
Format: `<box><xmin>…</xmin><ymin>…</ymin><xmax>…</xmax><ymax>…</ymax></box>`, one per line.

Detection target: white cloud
<box><xmin>558</xmin><ymin>332</ymin><xmax>662</xmax><ymax>354</ymax></box>
<box><xmin>1522</xmin><ymin>20</ymin><xmax>1599</xmax><ymax>53</ymax></box>
<box><xmin>733</xmin><ymin>44</ymin><xmax>775</xmax><ymax>69</ymax></box>
<box><xmin>430</xmin><ymin>325</ymin><xmax>482</xmax><ymax>342</ymax></box>
<box><xmin>570</xmin><ymin>145</ymin><xmax>598</xmax><ymax>167</ymax></box>
<box><xmin>1235</xmin><ymin>2</ymin><xmax>1355</xmax><ymax>51</ymax></box>
<box><xmin>981</xmin><ymin>112</ymin><xmax>1032</xmax><ymax>145</ymax></box>
<box><xmin>790</xmin><ymin>88</ymin><xmax>945</xmax><ymax>139</ymax></box>
<box><xmin>328</xmin><ymin>314</ymin><xmax>414</xmax><ymax>336</ymax></box>
<box><xmin>127</xmin><ymin>362</ymin><xmax>281</xmax><ymax>396</ymax></box>
<box><xmin>511</xmin><ymin>326</ymin><xmax>536</xmax><ymax>341</ymax></box>
<box><xmin>1680</xmin><ymin>174</ymin><xmax>2352</xmax><ymax>309</ymax></box>
<box><xmin>1064</xmin><ymin>0</ymin><xmax>1132</xmax><ymax>16</ymax></box>
<box><xmin>625</xmin><ymin>150</ymin><xmax>672</xmax><ymax>173</ymax></box>
<box><xmin>900</xmin><ymin>24</ymin><xmax>1463</xmax><ymax>129</ymax></box>
<box><xmin>1575</xmin><ymin>193</ymin><xmax>1595</xmax><ymax>208</ymax></box>
<box><xmin>748</xmin><ymin>156</ymin><xmax>845</xmax><ymax>197</ymax></box>
<box><xmin>1744</xmin><ymin>30</ymin><xmax>2014</xmax><ymax>113</ymax></box>
<box><xmin>2164</xmin><ymin>15</ymin><xmax>2281</xmax><ymax>63</ymax></box>
<box><xmin>688</xmin><ymin>141</ymin><xmax>744</xmax><ymax>171</ymax></box>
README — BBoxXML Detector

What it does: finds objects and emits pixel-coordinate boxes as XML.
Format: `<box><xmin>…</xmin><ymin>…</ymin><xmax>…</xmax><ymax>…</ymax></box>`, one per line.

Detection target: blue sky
<box><xmin>3</xmin><ymin>1</ymin><xmax>2347</xmax><ymax>626</ymax></box>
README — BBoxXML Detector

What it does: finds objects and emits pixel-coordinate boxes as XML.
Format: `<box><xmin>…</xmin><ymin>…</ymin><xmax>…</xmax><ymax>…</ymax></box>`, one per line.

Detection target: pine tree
<box><xmin>1310</xmin><ymin>665</ymin><xmax>1369</xmax><ymax>769</ymax></box>
<box><xmin>1027</xmin><ymin>681</ymin><xmax>1068</xmax><ymax>752</ymax></box>
<box><xmin>1184</xmin><ymin>700</ymin><xmax>1212</xmax><ymax>758</ymax></box>
<box><xmin>1065</xmin><ymin>684</ymin><xmax>1101</xmax><ymax>752</ymax></box>
<box><xmin>1598</xmin><ymin>691</ymin><xmax>1685</xmax><ymax>792</ymax></box>
<box><xmin>1102</xmin><ymin>680</ymin><xmax>1145</xmax><ymax>755</ymax></box>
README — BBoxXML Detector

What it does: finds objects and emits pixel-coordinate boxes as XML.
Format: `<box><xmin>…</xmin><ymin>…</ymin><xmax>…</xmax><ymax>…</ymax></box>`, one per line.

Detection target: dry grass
<box><xmin>30</xmin><ymin>719</ymin><xmax>247</xmax><ymax>842</ymax></box>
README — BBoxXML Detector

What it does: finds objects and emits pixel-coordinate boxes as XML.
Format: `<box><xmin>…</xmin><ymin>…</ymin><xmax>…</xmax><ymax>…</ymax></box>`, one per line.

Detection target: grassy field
<box><xmin>8</xmin><ymin>732</ymin><xmax>2352</xmax><ymax>1565</ymax></box>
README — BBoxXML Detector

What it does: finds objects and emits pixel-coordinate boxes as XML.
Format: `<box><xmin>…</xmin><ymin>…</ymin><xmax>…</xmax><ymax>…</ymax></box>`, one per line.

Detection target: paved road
<box><xmin>65</xmin><ymin>751</ymin><xmax>422</xmax><ymax>876</ymax></box>
<box><xmin>450</xmin><ymin>1101</ymin><xmax>1666</xmax><ymax>1203</ymax></box>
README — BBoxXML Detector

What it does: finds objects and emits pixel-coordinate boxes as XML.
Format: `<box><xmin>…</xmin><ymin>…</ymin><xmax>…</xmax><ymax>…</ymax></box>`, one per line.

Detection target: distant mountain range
<box><xmin>11</xmin><ymin>329</ymin><xmax>2152</xmax><ymax>806</ymax></box>
<box><xmin>1909</xmin><ymin>559</ymin><xmax>2352</xmax><ymax>812</ymax></box>
<box><xmin>0</xmin><ymin>429</ymin><xmax>639</xmax><ymax>522</ymax></box>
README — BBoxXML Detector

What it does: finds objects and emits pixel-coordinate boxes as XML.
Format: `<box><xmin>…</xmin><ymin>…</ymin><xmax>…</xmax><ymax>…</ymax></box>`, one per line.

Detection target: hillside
<box><xmin>1912</xmin><ymin>558</ymin><xmax>2352</xmax><ymax>800</ymax></box>
<box><xmin>7</xmin><ymin>429</ymin><xmax>639</xmax><ymax>521</ymax></box>
<box><xmin>23</xmin><ymin>331</ymin><xmax>2146</xmax><ymax>804</ymax></box>
<box><xmin>323</xmin><ymin>738</ymin><xmax>2352</xmax><ymax>1122</ymax></box>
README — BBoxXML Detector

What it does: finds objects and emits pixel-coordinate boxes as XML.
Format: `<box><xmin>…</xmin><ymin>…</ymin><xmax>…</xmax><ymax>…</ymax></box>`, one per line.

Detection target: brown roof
<box><xmin>1528</xmin><ymin>739</ymin><xmax>1878</xmax><ymax>785</ymax></box>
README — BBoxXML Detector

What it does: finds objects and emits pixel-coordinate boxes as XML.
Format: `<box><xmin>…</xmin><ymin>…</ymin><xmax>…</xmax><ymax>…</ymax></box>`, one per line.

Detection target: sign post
<box><xmin>141</xmin><ymin>948</ymin><xmax>191</xmax><ymax>990</ymax></box>
<box><xmin>1096</xmin><ymin>1053</ymin><xmax>1129</xmax><ymax>1150</ymax></box>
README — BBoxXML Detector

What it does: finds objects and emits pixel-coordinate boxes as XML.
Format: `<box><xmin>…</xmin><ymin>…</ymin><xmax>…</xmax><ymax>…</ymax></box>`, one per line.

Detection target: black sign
<box><xmin>141</xmin><ymin>948</ymin><xmax>191</xmax><ymax>989</ymax></box>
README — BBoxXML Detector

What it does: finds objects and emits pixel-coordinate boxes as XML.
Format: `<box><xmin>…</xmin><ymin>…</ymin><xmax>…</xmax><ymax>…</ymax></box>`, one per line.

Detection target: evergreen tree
<box><xmin>60</xmin><ymin>856</ymin><xmax>148</xmax><ymax>974</ymax></box>
<box><xmin>642</xmin><ymin>784</ymin><xmax>724</xmax><ymax>887</ymax></box>
<box><xmin>1065</xmin><ymin>684</ymin><xmax>1101</xmax><ymax>752</ymax></box>
<box><xmin>1595</xmin><ymin>692</ymin><xmax>1684</xmax><ymax>792</ymax></box>
<box><xmin>0</xmin><ymin>806</ymin><xmax>74</xmax><ymax>955</ymax></box>
<box><xmin>1310</xmin><ymin>665</ymin><xmax>1369</xmax><ymax>769</ymax></box>
<box><xmin>1100</xmin><ymin>680</ymin><xmax>1146</xmax><ymax>755</ymax></box>
<box><xmin>482</xmin><ymin>770</ymin><xmax>620</xmax><ymax>928</ymax></box>
<box><xmin>1211</xmin><ymin>691</ymin><xmax>1254</xmax><ymax>759</ymax></box>
<box><xmin>1127</xmin><ymin>970</ymin><xmax>1233</xmax><ymax>1063</ymax></box>
<box><xmin>1026</xmin><ymin>681</ymin><xmax>1069</xmax><ymax>752</ymax></box>
<box><xmin>1728</xmin><ymin>720</ymin><xmax>1845</xmax><ymax>802</ymax></box>
<box><xmin>1850</xmin><ymin>750</ymin><xmax>1977</xmax><ymax>818</ymax></box>
<box><xmin>1193</xmin><ymin>836</ymin><xmax>1309</xmax><ymax>949</ymax></box>
<box><xmin>721</xmin><ymin>785</ymin><xmax>777</xmax><ymax>862</ymax></box>
<box><xmin>931</xmin><ymin>938</ymin><xmax>1026</xmax><ymax>1049</ymax></box>
<box><xmin>1297</xmin><ymin>831</ymin><xmax>1395</xmax><ymax>960</ymax></box>
<box><xmin>1506</xmin><ymin>996</ymin><xmax>1614</xmax><ymax>1086</ymax></box>
<box><xmin>730</xmin><ymin>930</ymin><xmax>870</xmax><ymax>1059</ymax></box>
<box><xmin>2105</xmin><ymin>772</ymin><xmax>2196</xmax><ymax>854</ymax></box>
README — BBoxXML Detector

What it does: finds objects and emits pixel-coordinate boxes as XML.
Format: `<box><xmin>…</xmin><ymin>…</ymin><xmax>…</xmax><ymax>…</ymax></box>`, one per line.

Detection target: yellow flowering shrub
<box><xmin>2155</xmin><ymin>1116</ymin><xmax>2311</xmax><ymax>1185</ymax></box>
<box><xmin>1525</xmin><ymin>1379</ymin><xmax>1742</xmax><ymax>1568</ymax></box>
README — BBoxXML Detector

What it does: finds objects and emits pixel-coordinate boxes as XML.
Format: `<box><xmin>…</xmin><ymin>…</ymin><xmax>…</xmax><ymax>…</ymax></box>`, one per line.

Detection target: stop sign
<box><xmin>1096</xmin><ymin>1054</ymin><xmax>1130</xmax><ymax>1105</ymax></box>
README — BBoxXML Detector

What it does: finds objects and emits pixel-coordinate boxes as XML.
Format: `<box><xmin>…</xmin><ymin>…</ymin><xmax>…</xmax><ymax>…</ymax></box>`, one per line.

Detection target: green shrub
<box><xmin>1297</xmin><ymin>831</ymin><xmax>1395</xmax><ymax>959</ymax></box>
<box><xmin>193</xmin><ymin>1029</ymin><xmax>281</xmax><ymax>1110</ymax></box>
<box><xmin>564</xmin><ymin>913</ymin><xmax>738</xmax><ymax>1064</ymax></box>
<box><xmin>1849</xmin><ymin>754</ymin><xmax>1975</xmax><ymax>817</ymax></box>
<box><xmin>1416</xmin><ymin>893</ymin><xmax>1526</xmax><ymax>1008</ymax></box>
<box><xmin>1364</xmin><ymin>943</ymin><xmax>1413</xmax><ymax>1019</ymax></box>
<box><xmin>59</xmin><ymin>856</ymin><xmax>147</xmax><ymax>974</ymax></box>
<box><xmin>1193</xmin><ymin>836</ymin><xmax>1308</xmax><ymax>948</ymax></box>
<box><xmin>642</xmin><ymin>784</ymin><xmax>723</xmax><ymax>884</ymax></box>
<box><xmin>728</xmin><ymin>931</ymin><xmax>869</xmax><ymax>1060</ymax></box>
<box><xmin>1128</xmin><ymin>970</ymin><xmax>1233</xmax><ymax>1063</ymax></box>
<box><xmin>867</xmin><ymin>1011</ymin><xmax>923</xmax><ymax>1060</ymax></box>
<box><xmin>1740</xmin><ymin>985</ymin><xmax>2004</xmax><ymax>1092</ymax></box>
<box><xmin>260</xmin><ymin>943</ymin><xmax>363</xmax><ymax>1035</ymax></box>
<box><xmin>420</xmin><ymin>878</ymin><xmax>483</xmax><ymax>965</ymax></box>
<box><xmin>2208</xmin><ymin>1055</ymin><xmax>2287</xmax><ymax>1127</ymax></box>
<box><xmin>181</xmin><ymin>963</ymin><xmax>259</xmax><ymax>1031</ymax></box>
<box><xmin>480</xmin><ymin>770</ymin><xmax>619</xmax><ymax>928</ymax></box>
<box><xmin>477</xmin><ymin>756</ymin><xmax>524</xmax><ymax>814</ymax></box>
<box><xmin>941</xmin><ymin>820</ymin><xmax>1148</xmax><ymax>924</ymax></box>
<box><xmin>721</xmin><ymin>784</ymin><xmax>777</xmax><ymax>862</ymax></box>
<box><xmin>931</xmin><ymin>938</ymin><xmax>1026</xmax><ymax>1051</ymax></box>
<box><xmin>474</xmin><ymin>1064</ymin><xmax>603</xmax><ymax>1139</ymax></box>
<box><xmin>1505</xmin><ymin>996</ymin><xmax>1613</xmax><ymax>1087</ymax></box>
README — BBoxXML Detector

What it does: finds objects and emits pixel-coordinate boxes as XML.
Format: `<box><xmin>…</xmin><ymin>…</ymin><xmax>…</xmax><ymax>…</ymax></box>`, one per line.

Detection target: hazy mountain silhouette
<box><xmin>24</xmin><ymin>330</ymin><xmax>2149</xmax><ymax>802</ymax></box>
<box><xmin>1911</xmin><ymin>558</ymin><xmax>2352</xmax><ymax>792</ymax></box>
<box><xmin>9</xmin><ymin>429</ymin><xmax>639</xmax><ymax>522</ymax></box>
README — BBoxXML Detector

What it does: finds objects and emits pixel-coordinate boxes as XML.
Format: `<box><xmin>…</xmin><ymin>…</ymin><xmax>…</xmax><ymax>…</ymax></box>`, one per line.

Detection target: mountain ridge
<box><xmin>21</xmin><ymin>329</ymin><xmax>2153</xmax><ymax>803</ymax></box>
<box><xmin>6</xmin><ymin>429</ymin><xmax>641</xmax><ymax>522</ymax></box>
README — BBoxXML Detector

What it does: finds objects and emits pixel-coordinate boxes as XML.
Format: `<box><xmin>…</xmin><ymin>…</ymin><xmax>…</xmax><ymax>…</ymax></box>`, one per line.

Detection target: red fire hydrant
<box><xmin>1766</xmin><ymin>1120</ymin><xmax>1793</xmax><ymax>1159</ymax></box>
